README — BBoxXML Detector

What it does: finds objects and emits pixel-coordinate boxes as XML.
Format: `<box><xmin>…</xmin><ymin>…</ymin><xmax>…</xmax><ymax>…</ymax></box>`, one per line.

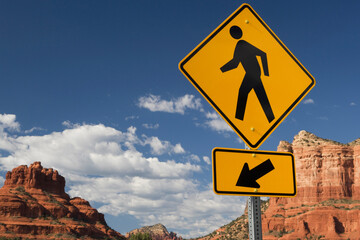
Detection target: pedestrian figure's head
<box><xmin>229</xmin><ymin>26</ymin><xmax>242</xmax><ymax>39</ymax></box>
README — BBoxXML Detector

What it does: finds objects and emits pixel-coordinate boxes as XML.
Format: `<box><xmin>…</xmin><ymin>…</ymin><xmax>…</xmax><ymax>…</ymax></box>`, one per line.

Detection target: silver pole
<box><xmin>246</xmin><ymin>146</ymin><xmax>262</xmax><ymax>240</ymax></box>
<box><xmin>248</xmin><ymin>196</ymin><xmax>262</xmax><ymax>239</ymax></box>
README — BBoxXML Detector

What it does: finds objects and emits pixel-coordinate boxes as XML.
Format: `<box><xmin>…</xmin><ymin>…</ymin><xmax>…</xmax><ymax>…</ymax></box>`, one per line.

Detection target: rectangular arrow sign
<box><xmin>213</xmin><ymin>148</ymin><xmax>296</xmax><ymax>197</ymax></box>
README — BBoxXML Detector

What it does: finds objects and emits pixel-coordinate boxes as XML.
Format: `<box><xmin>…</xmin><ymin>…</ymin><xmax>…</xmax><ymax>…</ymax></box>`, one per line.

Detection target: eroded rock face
<box><xmin>262</xmin><ymin>130</ymin><xmax>360</xmax><ymax>239</ymax></box>
<box><xmin>0</xmin><ymin>162</ymin><xmax>125</xmax><ymax>239</ymax></box>
<box><xmin>126</xmin><ymin>223</ymin><xmax>183</xmax><ymax>240</ymax></box>
<box><xmin>4</xmin><ymin>162</ymin><xmax>66</xmax><ymax>197</ymax></box>
<box><xmin>194</xmin><ymin>131</ymin><xmax>360</xmax><ymax>240</ymax></box>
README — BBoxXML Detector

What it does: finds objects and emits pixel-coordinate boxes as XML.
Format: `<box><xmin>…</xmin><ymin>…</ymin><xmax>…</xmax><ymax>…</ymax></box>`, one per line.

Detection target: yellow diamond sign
<box><xmin>179</xmin><ymin>4</ymin><xmax>315</xmax><ymax>149</ymax></box>
<box><xmin>213</xmin><ymin>148</ymin><xmax>296</xmax><ymax>197</ymax></box>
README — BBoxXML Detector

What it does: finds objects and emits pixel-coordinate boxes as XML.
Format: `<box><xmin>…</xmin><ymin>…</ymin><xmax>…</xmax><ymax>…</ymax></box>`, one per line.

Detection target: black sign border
<box><xmin>179</xmin><ymin>4</ymin><xmax>315</xmax><ymax>149</ymax></box>
<box><xmin>212</xmin><ymin>148</ymin><xmax>296</xmax><ymax>197</ymax></box>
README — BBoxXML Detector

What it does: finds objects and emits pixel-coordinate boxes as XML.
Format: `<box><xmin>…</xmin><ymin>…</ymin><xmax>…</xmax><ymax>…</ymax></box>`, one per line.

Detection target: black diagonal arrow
<box><xmin>236</xmin><ymin>159</ymin><xmax>275</xmax><ymax>188</ymax></box>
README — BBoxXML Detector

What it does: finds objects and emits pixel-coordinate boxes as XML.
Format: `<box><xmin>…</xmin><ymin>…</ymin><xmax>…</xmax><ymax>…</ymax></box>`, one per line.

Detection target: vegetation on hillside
<box><xmin>129</xmin><ymin>232</ymin><xmax>152</xmax><ymax>240</ymax></box>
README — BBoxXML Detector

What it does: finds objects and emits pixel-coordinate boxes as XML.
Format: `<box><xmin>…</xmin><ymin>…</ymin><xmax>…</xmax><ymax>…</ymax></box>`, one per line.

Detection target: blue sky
<box><xmin>0</xmin><ymin>0</ymin><xmax>359</xmax><ymax>238</ymax></box>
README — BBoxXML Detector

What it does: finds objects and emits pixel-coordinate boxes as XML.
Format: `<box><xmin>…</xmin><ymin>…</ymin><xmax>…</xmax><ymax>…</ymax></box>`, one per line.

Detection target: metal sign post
<box><xmin>245</xmin><ymin>145</ymin><xmax>262</xmax><ymax>240</ymax></box>
<box><xmin>248</xmin><ymin>196</ymin><xmax>262</xmax><ymax>240</ymax></box>
<box><xmin>179</xmin><ymin>3</ymin><xmax>315</xmax><ymax>240</ymax></box>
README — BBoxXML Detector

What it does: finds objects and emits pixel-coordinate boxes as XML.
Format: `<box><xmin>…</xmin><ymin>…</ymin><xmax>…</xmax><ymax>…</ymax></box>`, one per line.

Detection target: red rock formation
<box><xmin>194</xmin><ymin>200</ymin><xmax>269</xmax><ymax>240</ymax></box>
<box><xmin>262</xmin><ymin>130</ymin><xmax>360</xmax><ymax>239</ymax></box>
<box><xmin>126</xmin><ymin>223</ymin><xmax>183</xmax><ymax>240</ymax></box>
<box><xmin>195</xmin><ymin>131</ymin><xmax>360</xmax><ymax>240</ymax></box>
<box><xmin>0</xmin><ymin>162</ymin><xmax>125</xmax><ymax>239</ymax></box>
<box><xmin>4</xmin><ymin>162</ymin><xmax>66</xmax><ymax>197</ymax></box>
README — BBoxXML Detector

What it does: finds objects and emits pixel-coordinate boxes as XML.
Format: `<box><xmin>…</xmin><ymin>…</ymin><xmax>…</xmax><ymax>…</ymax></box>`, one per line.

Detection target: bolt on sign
<box><xmin>213</xmin><ymin>148</ymin><xmax>296</xmax><ymax>197</ymax></box>
<box><xmin>179</xmin><ymin>3</ymin><xmax>315</xmax><ymax>149</ymax></box>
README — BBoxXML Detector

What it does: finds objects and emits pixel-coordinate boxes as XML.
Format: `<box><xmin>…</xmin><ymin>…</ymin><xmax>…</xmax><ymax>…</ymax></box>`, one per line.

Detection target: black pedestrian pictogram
<box><xmin>220</xmin><ymin>25</ymin><xmax>275</xmax><ymax>123</ymax></box>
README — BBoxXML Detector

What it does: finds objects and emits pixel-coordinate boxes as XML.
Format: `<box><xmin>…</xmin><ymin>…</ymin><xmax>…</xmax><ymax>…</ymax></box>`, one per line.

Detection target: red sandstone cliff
<box><xmin>196</xmin><ymin>130</ymin><xmax>360</xmax><ymax>240</ymax></box>
<box><xmin>262</xmin><ymin>130</ymin><xmax>360</xmax><ymax>239</ymax></box>
<box><xmin>0</xmin><ymin>162</ymin><xmax>125</xmax><ymax>239</ymax></box>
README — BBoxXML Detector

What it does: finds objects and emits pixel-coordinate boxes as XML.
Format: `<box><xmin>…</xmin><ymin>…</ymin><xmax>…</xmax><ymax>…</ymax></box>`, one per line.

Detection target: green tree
<box><xmin>129</xmin><ymin>232</ymin><xmax>152</xmax><ymax>240</ymax></box>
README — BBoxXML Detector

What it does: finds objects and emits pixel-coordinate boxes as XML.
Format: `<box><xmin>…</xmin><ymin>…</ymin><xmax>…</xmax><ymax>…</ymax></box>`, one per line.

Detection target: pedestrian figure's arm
<box><xmin>220</xmin><ymin>58</ymin><xmax>239</xmax><ymax>72</ymax></box>
<box><xmin>259</xmin><ymin>51</ymin><xmax>269</xmax><ymax>76</ymax></box>
<box><xmin>220</xmin><ymin>42</ymin><xmax>242</xmax><ymax>72</ymax></box>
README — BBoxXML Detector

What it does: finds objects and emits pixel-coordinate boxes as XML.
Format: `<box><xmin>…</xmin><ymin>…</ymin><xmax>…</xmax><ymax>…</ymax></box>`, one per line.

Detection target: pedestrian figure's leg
<box><xmin>254</xmin><ymin>80</ymin><xmax>275</xmax><ymax>123</ymax></box>
<box><xmin>236</xmin><ymin>76</ymin><xmax>252</xmax><ymax>120</ymax></box>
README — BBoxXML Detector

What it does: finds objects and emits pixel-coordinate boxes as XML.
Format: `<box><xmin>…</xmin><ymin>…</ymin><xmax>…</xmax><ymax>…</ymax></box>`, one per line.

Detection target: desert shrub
<box><xmin>129</xmin><ymin>232</ymin><xmax>152</xmax><ymax>240</ymax></box>
<box><xmin>15</xmin><ymin>186</ymin><xmax>25</xmax><ymax>193</ymax></box>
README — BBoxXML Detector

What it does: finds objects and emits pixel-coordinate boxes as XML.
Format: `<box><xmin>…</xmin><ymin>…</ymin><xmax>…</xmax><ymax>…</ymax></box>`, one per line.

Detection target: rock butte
<box><xmin>126</xmin><ymin>223</ymin><xmax>183</xmax><ymax>240</ymax></box>
<box><xmin>0</xmin><ymin>161</ymin><xmax>125</xmax><ymax>239</ymax></box>
<box><xmin>262</xmin><ymin>130</ymin><xmax>360</xmax><ymax>239</ymax></box>
<box><xmin>196</xmin><ymin>130</ymin><xmax>360</xmax><ymax>240</ymax></box>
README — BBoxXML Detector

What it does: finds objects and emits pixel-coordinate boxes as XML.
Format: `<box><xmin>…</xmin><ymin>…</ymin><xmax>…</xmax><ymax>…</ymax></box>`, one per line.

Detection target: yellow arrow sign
<box><xmin>213</xmin><ymin>148</ymin><xmax>296</xmax><ymax>197</ymax></box>
<box><xmin>179</xmin><ymin>4</ymin><xmax>315</xmax><ymax>149</ymax></box>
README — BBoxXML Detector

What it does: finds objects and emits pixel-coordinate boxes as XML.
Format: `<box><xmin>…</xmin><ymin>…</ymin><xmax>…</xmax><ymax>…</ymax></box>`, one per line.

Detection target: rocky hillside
<box><xmin>192</xmin><ymin>200</ymin><xmax>269</xmax><ymax>240</ymax></box>
<box><xmin>195</xmin><ymin>130</ymin><xmax>360</xmax><ymax>240</ymax></box>
<box><xmin>126</xmin><ymin>223</ymin><xmax>182</xmax><ymax>240</ymax></box>
<box><xmin>262</xmin><ymin>130</ymin><xmax>360</xmax><ymax>239</ymax></box>
<box><xmin>0</xmin><ymin>162</ymin><xmax>125</xmax><ymax>239</ymax></box>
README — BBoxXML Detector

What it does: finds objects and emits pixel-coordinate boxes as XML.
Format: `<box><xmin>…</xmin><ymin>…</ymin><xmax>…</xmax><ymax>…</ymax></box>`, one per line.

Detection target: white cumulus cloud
<box><xmin>0</xmin><ymin>114</ymin><xmax>20</xmax><ymax>132</ymax></box>
<box><xmin>142</xmin><ymin>136</ymin><xmax>185</xmax><ymax>155</ymax></box>
<box><xmin>205</xmin><ymin>112</ymin><xmax>232</xmax><ymax>132</ymax></box>
<box><xmin>24</xmin><ymin>127</ymin><xmax>45</xmax><ymax>134</ymax></box>
<box><xmin>303</xmin><ymin>98</ymin><xmax>314</xmax><ymax>104</ymax></box>
<box><xmin>0</xmin><ymin>115</ymin><xmax>246</xmax><ymax>238</ymax></box>
<box><xmin>190</xmin><ymin>154</ymin><xmax>201</xmax><ymax>162</ymax></box>
<box><xmin>142</xmin><ymin>123</ymin><xmax>160</xmax><ymax>129</ymax></box>
<box><xmin>125</xmin><ymin>115</ymin><xmax>139</xmax><ymax>121</ymax></box>
<box><xmin>173</xmin><ymin>143</ymin><xmax>185</xmax><ymax>154</ymax></box>
<box><xmin>0</xmin><ymin>176</ymin><xmax>4</xmax><ymax>187</ymax></box>
<box><xmin>138</xmin><ymin>94</ymin><xmax>203</xmax><ymax>114</ymax></box>
<box><xmin>203</xmin><ymin>156</ymin><xmax>211</xmax><ymax>165</ymax></box>
<box><xmin>137</xmin><ymin>95</ymin><xmax>237</xmax><ymax>137</ymax></box>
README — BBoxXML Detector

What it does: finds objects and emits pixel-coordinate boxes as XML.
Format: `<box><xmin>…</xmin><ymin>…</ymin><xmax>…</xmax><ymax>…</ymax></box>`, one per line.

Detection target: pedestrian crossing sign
<box><xmin>179</xmin><ymin>3</ymin><xmax>315</xmax><ymax>149</ymax></box>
